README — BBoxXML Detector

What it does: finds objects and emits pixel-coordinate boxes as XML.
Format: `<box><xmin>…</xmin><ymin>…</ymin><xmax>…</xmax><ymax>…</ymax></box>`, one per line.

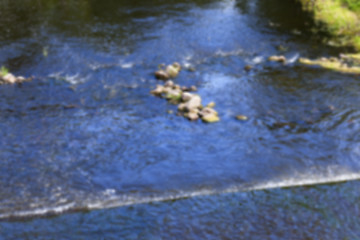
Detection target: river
<box><xmin>1</xmin><ymin>0</ymin><xmax>360</xmax><ymax>239</ymax></box>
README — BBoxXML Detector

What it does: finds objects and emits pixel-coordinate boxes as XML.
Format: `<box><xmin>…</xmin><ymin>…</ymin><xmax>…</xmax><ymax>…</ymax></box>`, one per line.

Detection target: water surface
<box><xmin>1</xmin><ymin>0</ymin><xmax>360</xmax><ymax>239</ymax></box>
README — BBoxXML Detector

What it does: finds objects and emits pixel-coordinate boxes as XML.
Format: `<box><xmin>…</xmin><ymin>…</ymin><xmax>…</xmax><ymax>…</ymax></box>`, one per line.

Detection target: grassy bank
<box><xmin>299</xmin><ymin>0</ymin><xmax>360</xmax><ymax>51</ymax></box>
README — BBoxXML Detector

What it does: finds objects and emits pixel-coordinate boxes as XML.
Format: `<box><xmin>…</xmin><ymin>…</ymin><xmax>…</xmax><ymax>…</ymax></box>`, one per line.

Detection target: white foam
<box><xmin>120</xmin><ymin>62</ymin><xmax>134</xmax><ymax>69</ymax></box>
<box><xmin>0</xmin><ymin>203</ymin><xmax>76</xmax><ymax>219</ymax></box>
<box><xmin>48</xmin><ymin>72</ymin><xmax>88</xmax><ymax>84</ymax></box>
<box><xmin>286</xmin><ymin>53</ymin><xmax>300</xmax><ymax>64</ymax></box>
<box><xmin>2</xmin><ymin>169</ymin><xmax>360</xmax><ymax>219</ymax></box>
<box><xmin>251</xmin><ymin>56</ymin><xmax>264</xmax><ymax>64</ymax></box>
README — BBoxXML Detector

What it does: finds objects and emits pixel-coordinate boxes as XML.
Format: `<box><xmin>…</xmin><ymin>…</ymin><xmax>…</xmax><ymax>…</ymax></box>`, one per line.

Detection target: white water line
<box><xmin>1</xmin><ymin>171</ymin><xmax>360</xmax><ymax>220</ymax></box>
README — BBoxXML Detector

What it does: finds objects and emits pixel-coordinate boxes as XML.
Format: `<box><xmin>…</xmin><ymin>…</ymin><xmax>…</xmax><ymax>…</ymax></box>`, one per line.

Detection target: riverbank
<box><xmin>298</xmin><ymin>0</ymin><xmax>360</xmax><ymax>51</ymax></box>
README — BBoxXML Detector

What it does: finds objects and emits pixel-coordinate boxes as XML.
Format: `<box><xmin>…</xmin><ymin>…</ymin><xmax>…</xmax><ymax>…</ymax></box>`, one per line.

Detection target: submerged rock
<box><xmin>236</xmin><ymin>115</ymin><xmax>248</xmax><ymax>121</ymax></box>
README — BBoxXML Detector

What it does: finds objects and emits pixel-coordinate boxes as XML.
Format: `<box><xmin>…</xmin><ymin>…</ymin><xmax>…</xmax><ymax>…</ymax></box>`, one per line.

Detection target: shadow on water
<box><xmin>1</xmin><ymin>0</ymin><xmax>360</xmax><ymax>238</ymax></box>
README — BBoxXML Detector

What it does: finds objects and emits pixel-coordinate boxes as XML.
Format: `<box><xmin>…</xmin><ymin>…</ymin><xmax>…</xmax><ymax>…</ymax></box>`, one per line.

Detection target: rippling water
<box><xmin>1</xmin><ymin>0</ymin><xmax>360</xmax><ymax>239</ymax></box>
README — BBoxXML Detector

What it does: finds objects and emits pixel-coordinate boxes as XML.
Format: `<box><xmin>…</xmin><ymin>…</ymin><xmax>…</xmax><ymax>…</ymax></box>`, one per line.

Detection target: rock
<box><xmin>181</xmin><ymin>86</ymin><xmax>189</xmax><ymax>91</ymax></box>
<box><xmin>174</xmin><ymin>84</ymin><xmax>181</xmax><ymax>90</ymax></box>
<box><xmin>165</xmin><ymin>89</ymin><xmax>182</xmax><ymax>102</ymax></box>
<box><xmin>199</xmin><ymin>107</ymin><xmax>218</xmax><ymax>117</ymax></box>
<box><xmin>150</xmin><ymin>85</ymin><xmax>165</xmax><ymax>96</ymax></box>
<box><xmin>167</xmin><ymin>110</ymin><xmax>174</xmax><ymax>114</ymax></box>
<box><xmin>189</xmin><ymin>108</ymin><xmax>199</xmax><ymax>114</ymax></box>
<box><xmin>184</xmin><ymin>95</ymin><xmax>201</xmax><ymax>112</ymax></box>
<box><xmin>166</xmin><ymin>65</ymin><xmax>179</xmax><ymax>78</ymax></box>
<box><xmin>16</xmin><ymin>76</ymin><xmax>26</xmax><ymax>82</ymax></box>
<box><xmin>189</xmin><ymin>85</ymin><xmax>197</xmax><ymax>92</ymax></box>
<box><xmin>181</xmin><ymin>85</ymin><xmax>197</xmax><ymax>92</ymax></box>
<box><xmin>162</xmin><ymin>86</ymin><xmax>172</xmax><ymax>94</ymax></box>
<box><xmin>236</xmin><ymin>115</ymin><xmax>248</xmax><ymax>121</ymax></box>
<box><xmin>164</xmin><ymin>80</ymin><xmax>174</xmax><ymax>88</ymax></box>
<box><xmin>178</xmin><ymin>103</ymin><xmax>186</xmax><ymax>111</ymax></box>
<box><xmin>268</xmin><ymin>55</ymin><xmax>286</xmax><ymax>63</ymax></box>
<box><xmin>202</xmin><ymin>113</ymin><xmax>220</xmax><ymax>123</ymax></box>
<box><xmin>181</xmin><ymin>92</ymin><xmax>193</xmax><ymax>102</ymax></box>
<box><xmin>244</xmin><ymin>65</ymin><xmax>253</xmax><ymax>71</ymax></box>
<box><xmin>187</xmin><ymin>111</ymin><xmax>199</xmax><ymax>121</ymax></box>
<box><xmin>172</xmin><ymin>62</ymin><xmax>181</xmax><ymax>71</ymax></box>
<box><xmin>2</xmin><ymin>73</ymin><xmax>17</xmax><ymax>84</ymax></box>
<box><xmin>206</xmin><ymin>102</ymin><xmax>216</xmax><ymax>108</ymax></box>
<box><xmin>155</xmin><ymin>70</ymin><xmax>169</xmax><ymax>80</ymax></box>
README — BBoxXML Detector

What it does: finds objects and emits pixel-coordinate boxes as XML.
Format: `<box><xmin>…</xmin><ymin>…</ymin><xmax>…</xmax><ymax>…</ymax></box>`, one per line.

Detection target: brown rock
<box><xmin>187</xmin><ymin>112</ymin><xmax>199</xmax><ymax>121</ymax></box>
<box><xmin>155</xmin><ymin>70</ymin><xmax>169</xmax><ymax>80</ymax></box>
<box><xmin>244</xmin><ymin>65</ymin><xmax>253</xmax><ymax>71</ymax></box>
<box><xmin>236</xmin><ymin>115</ymin><xmax>248</xmax><ymax>121</ymax></box>
<box><xmin>189</xmin><ymin>85</ymin><xmax>197</xmax><ymax>92</ymax></box>
<box><xmin>268</xmin><ymin>55</ymin><xmax>286</xmax><ymax>63</ymax></box>
<box><xmin>150</xmin><ymin>85</ymin><xmax>165</xmax><ymax>96</ymax></box>
<box><xmin>178</xmin><ymin>103</ymin><xmax>186</xmax><ymax>111</ymax></box>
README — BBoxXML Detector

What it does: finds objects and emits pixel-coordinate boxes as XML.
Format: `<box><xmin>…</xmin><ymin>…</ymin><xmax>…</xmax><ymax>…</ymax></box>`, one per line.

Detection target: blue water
<box><xmin>1</xmin><ymin>0</ymin><xmax>360</xmax><ymax>239</ymax></box>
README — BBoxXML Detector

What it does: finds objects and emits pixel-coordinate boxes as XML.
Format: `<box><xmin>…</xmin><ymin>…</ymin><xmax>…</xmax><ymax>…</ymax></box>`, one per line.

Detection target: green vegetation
<box><xmin>341</xmin><ymin>0</ymin><xmax>360</xmax><ymax>12</ymax></box>
<box><xmin>0</xmin><ymin>66</ymin><xmax>9</xmax><ymax>77</ymax></box>
<box><xmin>299</xmin><ymin>0</ymin><xmax>360</xmax><ymax>50</ymax></box>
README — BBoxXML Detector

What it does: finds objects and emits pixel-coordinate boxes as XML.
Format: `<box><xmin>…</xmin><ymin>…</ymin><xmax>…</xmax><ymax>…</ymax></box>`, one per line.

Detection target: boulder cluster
<box><xmin>151</xmin><ymin>62</ymin><xmax>220</xmax><ymax>123</ymax></box>
<box><xmin>0</xmin><ymin>72</ymin><xmax>32</xmax><ymax>85</ymax></box>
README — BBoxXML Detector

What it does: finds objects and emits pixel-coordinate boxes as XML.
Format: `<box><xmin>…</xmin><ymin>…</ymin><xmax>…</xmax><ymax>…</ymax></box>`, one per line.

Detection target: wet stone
<box><xmin>202</xmin><ymin>113</ymin><xmax>220</xmax><ymax>123</ymax></box>
<box><xmin>185</xmin><ymin>95</ymin><xmax>202</xmax><ymax>112</ymax></box>
<box><xmin>236</xmin><ymin>115</ymin><xmax>248</xmax><ymax>121</ymax></box>
<box><xmin>181</xmin><ymin>92</ymin><xmax>193</xmax><ymax>102</ymax></box>
<box><xmin>199</xmin><ymin>107</ymin><xmax>218</xmax><ymax>117</ymax></box>
<box><xmin>155</xmin><ymin>70</ymin><xmax>169</xmax><ymax>80</ymax></box>
<box><xmin>268</xmin><ymin>55</ymin><xmax>286</xmax><ymax>63</ymax></box>
<box><xmin>164</xmin><ymin>80</ymin><xmax>174</xmax><ymax>88</ymax></box>
<box><xmin>206</xmin><ymin>102</ymin><xmax>216</xmax><ymax>108</ymax></box>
